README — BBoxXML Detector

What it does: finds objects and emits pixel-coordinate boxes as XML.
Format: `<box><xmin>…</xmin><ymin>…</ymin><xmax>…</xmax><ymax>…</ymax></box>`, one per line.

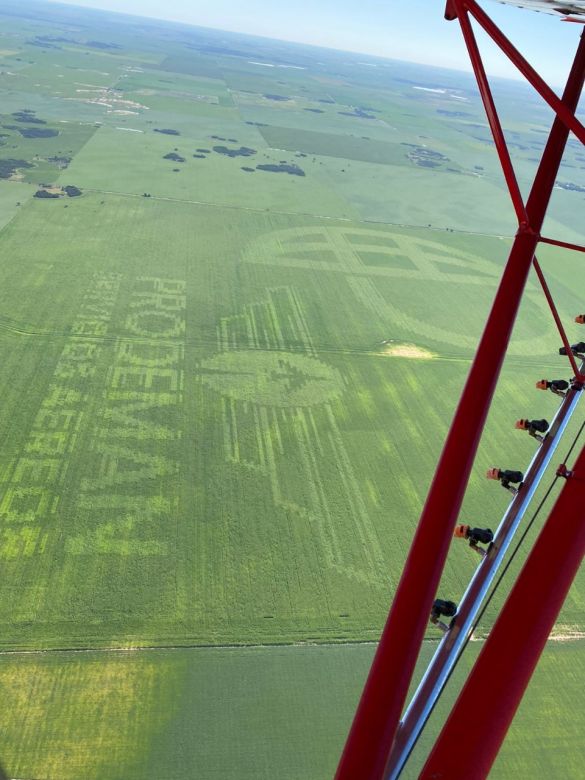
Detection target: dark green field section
<box><xmin>0</xmin><ymin>640</ymin><xmax>583</xmax><ymax>779</ymax></box>
<box><xmin>259</xmin><ymin>125</ymin><xmax>414</xmax><ymax>166</ymax></box>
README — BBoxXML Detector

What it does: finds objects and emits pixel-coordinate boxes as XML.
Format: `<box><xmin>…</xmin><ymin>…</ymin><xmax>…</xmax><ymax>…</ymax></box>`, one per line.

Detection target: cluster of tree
<box><xmin>11</xmin><ymin>126</ymin><xmax>58</xmax><ymax>139</ymax></box>
<box><xmin>0</xmin><ymin>159</ymin><xmax>32</xmax><ymax>179</ymax></box>
<box><xmin>338</xmin><ymin>108</ymin><xmax>375</xmax><ymax>119</ymax></box>
<box><xmin>257</xmin><ymin>163</ymin><xmax>305</xmax><ymax>176</ymax></box>
<box><xmin>213</xmin><ymin>145</ymin><xmax>256</xmax><ymax>158</ymax></box>
<box><xmin>34</xmin><ymin>190</ymin><xmax>59</xmax><ymax>199</ymax></box>
<box><xmin>47</xmin><ymin>155</ymin><xmax>72</xmax><ymax>169</ymax></box>
<box><xmin>27</xmin><ymin>38</ymin><xmax>60</xmax><ymax>49</ymax></box>
<box><xmin>557</xmin><ymin>181</ymin><xmax>585</xmax><ymax>193</ymax></box>
<box><xmin>437</xmin><ymin>109</ymin><xmax>471</xmax><ymax>118</ymax></box>
<box><xmin>34</xmin><ymin>185</ymin><xmax>83</xmax><ymax>199</ymax></box>
<box><xmin>86</xmin><ymin>40</ymin><xmax>121</xmax><ymax>50</ymax></box>
<box><xmin>12</xmin><ymin>110</ymin><xmax>46</xmax><ymax>125</ymax></box>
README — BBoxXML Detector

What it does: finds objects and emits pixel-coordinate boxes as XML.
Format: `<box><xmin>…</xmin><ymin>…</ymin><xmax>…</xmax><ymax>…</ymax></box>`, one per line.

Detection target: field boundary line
<box><xmin>83</xmin><ymin>187</ymin><xmax>515</xmax><ymax>240</ymax></box>
<box><xmin>1</xmin><ymin>632</ymin><xmax>583</xmax><ymax>657</ymax></box>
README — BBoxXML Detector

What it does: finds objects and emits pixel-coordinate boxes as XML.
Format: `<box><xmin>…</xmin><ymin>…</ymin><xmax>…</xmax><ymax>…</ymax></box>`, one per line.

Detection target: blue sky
<box><xmin>43</xmin><ymin>0</ymin><xmax>582</xmax><ymax>86</ymax></box>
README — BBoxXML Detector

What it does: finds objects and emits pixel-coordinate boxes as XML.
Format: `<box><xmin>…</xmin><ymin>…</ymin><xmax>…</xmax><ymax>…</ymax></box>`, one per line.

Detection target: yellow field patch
<box><xmin>381</xmin><ymin>342</ymin><xmax>436</xmax><ymax>359</ymax></box>
<box><xmin>0</xmin><ymin>653</ymin><xmax>166</xmax><ymax>779</ymax></box>
<box><xmin>549</xmin><ymin>625</ymin><xmax>585</xmax><ymax>642</ymax></box>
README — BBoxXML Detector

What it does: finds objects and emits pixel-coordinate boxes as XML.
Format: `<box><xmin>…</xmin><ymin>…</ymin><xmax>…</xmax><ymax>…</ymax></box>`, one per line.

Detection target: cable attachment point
<box><xmin>536</xmin><ymin>378</ymin><xmax>569</xmax><ymax>397</ymax></box>
<box><xmin>486</xmin><ymin>468</ymin><xmax>524</xmax><ymax>494</ymax></box>
<box><xmin>515</xmin><ymin>418</ymin><xmax>549</xmax><ymax>442</ymax></box>
<box><xmin>430</xmin><ymin>599</ymin><xmax>457</xmax><ymax>633</ymax></box>
<box><xmin>559</xmin><ymin>342</ymin><xmax>585</xmax><ymax>359</ymax></box>
<box><xmin>454</xmin><ymin>524</ymin><xmax>493</xmax><ymax>557</ymax></box>
<box><xmin>557</xmin><ymin>463</ymin><xmax>573</xmax><ymax>479</ymax></box>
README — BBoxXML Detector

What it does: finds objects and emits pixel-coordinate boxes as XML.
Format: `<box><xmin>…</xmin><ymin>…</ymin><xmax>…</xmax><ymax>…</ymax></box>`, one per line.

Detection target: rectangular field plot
<box><xmin>115</xmin><ymin>69</ymin><xmax>234</xmax><ymax>105</ymax></box>
<box><xmin>317</xmin><ymin>158</ymin><xmax>517</xmax><ymax>234</ymax></box>
<box><xmin>0</xmin><ymin>649</ymin><xmax>181</xmax><ymax>780</ymax></box>
<box><xmin>0</xmin><ymin>117</ymin><xmax>98</xmax><ymax>185</ymax></box>
<box><xmin>0</xmin><ymin>180</ymin><xmax>33</xmax><ymax>230</ymax></box>
<box><xmin>0</xmin><ymin>640</ymin><xmax>582</xmax><ymax>779</ymax></box>
<box><xmin>155</xmin><ymin>54</ymin><xmax>226</xmax><ymax>80</ymax></box>
<box><xmin>237</xmin><ymin>101</ymin><xmax>407</xmax><ymax>141</ymax></box>
<box><xmin>0</xmin><ymin>645</ymin><xmax>374</xmax><ymax>780</ymax></box>
<box><xmin>260</xmin><ymin>125</ymin><xmax>420</xmax><ymax>166</ymax></box>
<box><xmin>63</xmin><ymin>125</ymin><xmax>358</xmax><ymax>217</ymax></box>
<box><xmin>123</xmin><ymin>90</ymin><xmax>238</xmax><ymax>123</ymax></box>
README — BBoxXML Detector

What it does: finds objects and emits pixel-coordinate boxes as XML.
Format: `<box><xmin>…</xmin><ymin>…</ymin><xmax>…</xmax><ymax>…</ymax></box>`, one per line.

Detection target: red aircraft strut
<box><xmin>335</xmin><ymin>5</ymin><xmax>585</xmax><ymax>779</ymax></box>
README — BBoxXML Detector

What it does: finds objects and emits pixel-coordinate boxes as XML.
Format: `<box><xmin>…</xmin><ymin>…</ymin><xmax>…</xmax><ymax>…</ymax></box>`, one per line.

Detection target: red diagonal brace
<box><xmin>540</xmin><ymin>235</ymin><xmax>585</xmax><ymax>254</ymax></box>
<box><xmin>334</xmin><ymin>27</ymin><xmax>585</xmax><ymax>780</ymax></box>
<box><xmin>453</xmin><ymin>0</ymin><xmax>527</xmax><ymax>224</ymax></box>
<box><xmin>463</xmin><ymin>0</ymin><xmax>585</xmax><ymax>146</ymax></box>
<box><xmin>532</xmin><ymin>256</ymin><xmax>583</xmax><ymax>380</ymax></box>
<box><xmin>421</xmin><ymin>444</ymin><xmax>585</xmax><ymax>779</ymax></box>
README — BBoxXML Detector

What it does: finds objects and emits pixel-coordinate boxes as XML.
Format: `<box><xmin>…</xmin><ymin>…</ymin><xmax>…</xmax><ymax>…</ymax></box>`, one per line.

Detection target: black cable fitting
<box><xmin>430</xmin><ymin>599</ymin><xmax>457</xmax><ymax>633</ymax></box>
<box><xmin>557</xmin><ymin>463</ymin><xmax>573</xmax><ymax>479</ymax></box>
<box><xmin>559</xmin><ymin>342</ymin><xmax>585</xmax><ymax>357</ymax></box>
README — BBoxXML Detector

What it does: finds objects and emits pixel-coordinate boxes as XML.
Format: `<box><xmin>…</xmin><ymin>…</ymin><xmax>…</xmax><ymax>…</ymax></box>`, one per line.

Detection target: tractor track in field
<box><xmin>0</xmin><ymin>314</ymin><xmax>569</xmax><ymax>371</ymax></box>
<box><xmin>1</xmin><ymin>629</ymin><xmax>584</xmax><ymax>657</ymax></box>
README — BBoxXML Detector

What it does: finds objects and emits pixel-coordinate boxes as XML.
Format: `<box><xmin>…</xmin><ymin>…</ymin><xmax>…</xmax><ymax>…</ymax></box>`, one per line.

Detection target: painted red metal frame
<box><xmin>420</xmin><ymin>443</ymin><xmax>585</xmax><ymax>779</ymax></box>
<box><xmin>454</xmin><ymin>5</ymin><xmax>527</xmax><ymax>223</ymax></box>
<box><xmin>335</xmin><ymin>8</ymin><xmax>585</xmax><ymax>780</ymax></box>
<box><xmin>540</xmin><ymin>235</ymin><xmax>585</xmax><ymax>253</ymax></box>
<box><xmin>452</xmin><ymin>0</ymin><xmax>585</xmax><ymax>145</ymax></box>
<box><xmin>532</xmin><ymin>256</ymin><xmax>582</xmax><ymax>378</ymax></box>
<box><xmin>452</xmin><ymin>0</ymin><xmax>584</xmax><ymax>381</ymax></box>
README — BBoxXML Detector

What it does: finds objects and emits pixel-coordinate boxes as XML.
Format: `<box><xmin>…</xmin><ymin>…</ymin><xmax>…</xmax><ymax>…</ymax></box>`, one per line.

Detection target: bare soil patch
<box><xmin>381</xmin><ymin>342</ymin><xmax>436</xmax><ymax>359</ymax></box>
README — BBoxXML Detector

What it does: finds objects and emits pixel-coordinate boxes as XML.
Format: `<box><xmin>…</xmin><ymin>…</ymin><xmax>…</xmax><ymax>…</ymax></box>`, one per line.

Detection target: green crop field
<box><xmin>0</xmin><ymin>0</ymin><xmax>583</xmax><ymax>777</ymax></box>
<box><xmin>1</xmin><ymin>640</ymin><xmax>584</xmax><ymax>779</ymax></box>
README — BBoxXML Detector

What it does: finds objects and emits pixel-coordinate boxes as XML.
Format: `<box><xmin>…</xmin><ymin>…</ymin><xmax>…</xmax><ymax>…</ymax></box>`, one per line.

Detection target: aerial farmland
<box><xmin>0</xmin><ymin>0</ymin><xmax>583</xmax><ymax>777</ymax></box>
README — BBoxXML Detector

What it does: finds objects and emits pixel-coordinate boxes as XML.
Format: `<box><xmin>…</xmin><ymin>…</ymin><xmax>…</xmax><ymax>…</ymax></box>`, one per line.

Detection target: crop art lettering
<box><xmin>0</xmin><ymin>275</ymin><xmax>185</xmax><ymax>561</ymax></box>
<box><xmin>70</xmin><ymin>276</ymin><xmax>185</xmax><ymax>557</ymax></box>
<box><xmin>0</xmin><ymin>273</ymin><xmax>122</xmax><ymax>559</ymax></box>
